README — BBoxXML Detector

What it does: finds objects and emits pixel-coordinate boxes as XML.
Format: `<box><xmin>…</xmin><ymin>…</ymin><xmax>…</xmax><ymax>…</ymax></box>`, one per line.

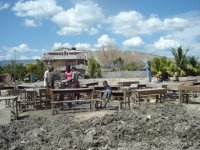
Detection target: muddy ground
<box><xmin>0</xmin><ymin>100</ymin><xmax>200</xmax><ymax>150</ymax></box>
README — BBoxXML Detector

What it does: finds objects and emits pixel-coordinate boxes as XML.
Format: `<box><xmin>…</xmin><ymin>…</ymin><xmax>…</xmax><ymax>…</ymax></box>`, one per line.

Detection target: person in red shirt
<box><xmin>65</xmin><ymin>65</ymin><xmax>72</xmax><ymax>88</ymax></box>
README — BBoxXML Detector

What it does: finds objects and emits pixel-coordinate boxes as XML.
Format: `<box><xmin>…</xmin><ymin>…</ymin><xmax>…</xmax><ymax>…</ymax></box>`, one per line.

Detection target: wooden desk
<box><xmin>118</xmin><ymin>81</ymin><xmax>139</xmax><ymax>89</ymax></box>
<box><xmin>135</xmin><ymin>88</ymin><xmax>167</xmax><ymax>105</ymax></box>
<box><xmin>130</xmin><ymin>84</ymin><xmax>147</xmax><ymax>90</ymax></box>
<box><xmin>84</xmin><ymin>82</ymin><xmax>99</xmax><ymax>87</ymax></box>
<box><xmin>51</xmin><ymin>88</ymin><xmax>97</xmax><ymax>115</ymax></box>
<box><xmin>94</xmin><ymin>86</ymin><xmax>120</xmax><ymax>91</ymax></box>
<box><xmin>0</xmin><ymin>96</ymin><xmax>18</xmax><ymax>119</ymax></box>
<box><xmin>101</xmin><ymin>90</ymin><xmax>132</xmax><ymax>110</ymax></box>
<box><xmin>93</xmin><ymin>86</ymin><xmax>120</xmax><ymax>99</ymax></box>
<box><xmin>178</xmin><ymin>85</ymin><xmax>200</xmax><ymax>103</ymax></box>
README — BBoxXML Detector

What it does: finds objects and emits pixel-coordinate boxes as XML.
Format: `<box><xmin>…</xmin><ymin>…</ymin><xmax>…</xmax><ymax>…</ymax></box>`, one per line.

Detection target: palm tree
<box><xmin>172</xmin><ymin>46</ymin><xmax>189</xmax><ymax>76</ymax></box>
<box><xmin>188</xmin><ymin>56</ymin><xmax>199</xmax><ymax>67</ymax></box>
<box><xmin>187</xmin><ymin>56</ymin><xmax>200</xmax><ymax>76</ymax></box>
<box><xmin>151</xmin><ymin>57</ymin><xmax>175</xmax><ymax>77</ymax></box>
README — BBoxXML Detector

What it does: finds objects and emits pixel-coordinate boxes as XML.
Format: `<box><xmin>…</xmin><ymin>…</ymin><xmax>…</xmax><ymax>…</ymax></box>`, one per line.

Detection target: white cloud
<box><xmin>52</xmin><ymin>42</ymin><xmax>72</xmax><ymax>49</ymax></box>
<box><xmin>151</xmin><ymin>12</ymin><xmax>200</xmax><ymax>56</ymax></box>
<box><xmin>0</xmin><ymin>2</ymin><xmax>10</xmax><ymax>10</ymax></box>
<box><xmin>153</xmin><ymin>37</ymin><xmax>180</xmax><ymax>50</ymax></box>
<box><xmin>57</xmin><ymin>27</ymin><xmax>83</xmax><ymax>36</ymax></box>
<box><xmin>74</xmin><ymin>43</ymin><xmax>91</xmax><ymax>50</ymax></box>
<box><xmin>95</xmin><ymin>34</ymin><xmax>116</xmax><ymax>47</ymax></box>
<box><xmin>24</xmin><ymin>19</ymin><xmax>38</xmax><ymax>27</ymax></box>
<box><xmin>52</xmin><ymin>42</ymin><xmax>91</xmax><ymax>50</ymax></box>
<box><xmin>12</xmin><ymin>0</ymin><xmax>62</xmax><ymax>18</ymax></box>
<box><xmin>10</xmin><ymin>43</ymin><xmax>30</xmax><ymax>53</ymax></box>
<box><xmin>0</xmin><ymin>44</ymin><xmax>41</xmax><ymax>60</ymax></box>
<box><xmin>88</xmin><ymin>27</ymin><xmax>99</xmax><ymax>35</ymax></box>
<box><xmin>123</xmin><ymin>37</ymin><xmax>144</xmax><ymax>47</ymax></box>
<box><xmin>0</xmin><ymin>53</ymin><xmax>12</xmax><ymax>60</ymax></box>
<box><xmin>20</xmin><ymin>55</ymin><xmax>29</xmax><ymax>60</ymax></box>
<box><xmin>107</xmin><ymin>10</ymin><xmax>189</xmax><ymax>37</ymax></box>
<box><xmin>52</xmin><ymin>2</ymin><xmax>104</xmax><ymax>35</ymax></box>
<box><xmin>32</xmin><ymin>56</ymin><xmax>41</xmax><ymax>60</ymax></box>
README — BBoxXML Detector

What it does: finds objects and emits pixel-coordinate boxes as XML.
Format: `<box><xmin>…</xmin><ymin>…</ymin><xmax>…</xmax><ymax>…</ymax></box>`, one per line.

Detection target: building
<box><xmin>42</xmin><ymin>47</ymin><xmax>88</xmax><ymax>73</ymax></box>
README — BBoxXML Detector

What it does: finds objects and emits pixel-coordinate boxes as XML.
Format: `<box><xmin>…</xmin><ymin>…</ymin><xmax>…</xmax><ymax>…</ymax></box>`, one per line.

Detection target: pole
<box><xmin>14</xmin><ymin>50</ymin><xmax>16</xmax><ymax>89</ymax></box>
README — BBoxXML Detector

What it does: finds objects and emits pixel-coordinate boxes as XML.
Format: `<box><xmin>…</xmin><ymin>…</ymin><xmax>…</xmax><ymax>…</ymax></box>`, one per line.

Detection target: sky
<box><xmin>0</xmin><ymin>0</ymin><xmax>200</xmax><ymax>61</ymax></box>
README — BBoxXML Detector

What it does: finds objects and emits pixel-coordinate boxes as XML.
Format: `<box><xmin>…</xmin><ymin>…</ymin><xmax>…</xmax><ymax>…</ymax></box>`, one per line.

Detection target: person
<box><xmin>71</xmin><ymin>66</ymin><xmax>84</xmax><ymax>88</ymax></box>
<box><xmin>173</xmin><ymin>69</ymin><xmax>179</xmax><ymax>81</ymax></box>
<box><xmin>44</xmin><ymin>66</ymin><xmax>54</xmax><ymax>88</ymax></box>
<box><xmin>146</xmin><ymin>61</ymin><xmax>152</xmax><ymax>82</ymax></box>
<box><xmin>102</xmin><ymin>80</ymin><xmax>112</xmax><ymax>107</ymax></box>
<box><xmin>158</xmin><ymin>69</ymin><xmax>169</xmax><ymax>82</ymax></box>
<box><xmin>65</xmin><ymin>65</ymin><xmax>72</xmax><ymax>88</ymax></box>
<box><xmin>68</xmin><ymin>66</ymin><xmax>84</xmax><ymax>100</ymax></box>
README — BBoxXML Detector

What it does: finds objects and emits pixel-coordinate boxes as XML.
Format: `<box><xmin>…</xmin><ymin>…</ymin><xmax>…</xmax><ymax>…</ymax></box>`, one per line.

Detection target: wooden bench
<box><xmin>51</xmin><ymin>88</ymin><xmax>97</xmax><ymax>115</ymax></box>
<box><xmin>178</xmin><ymin>85</ymin><xmax>200</xmax><ymax>103</ymax></box>
<box><xmin>135</xmin><ymin>88</ymin><xmax>167</xmax><ymax>105</ymax></box>
<box><xmin>51</xmin><ymin>99</ymin><xmax>101</xmax><ymax>114</ymax></box>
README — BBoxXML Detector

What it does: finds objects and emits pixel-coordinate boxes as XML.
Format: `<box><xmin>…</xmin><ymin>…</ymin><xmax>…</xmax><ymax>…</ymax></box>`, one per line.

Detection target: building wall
<box><xmin>102</xmin><ymin>71</ymin><xmax>146</xmax><ymax>78</ymax></box>
<box><xmin>50</xmin><ymin>59</ymin><xmax>87</xmax><ymax>72</ymax></box>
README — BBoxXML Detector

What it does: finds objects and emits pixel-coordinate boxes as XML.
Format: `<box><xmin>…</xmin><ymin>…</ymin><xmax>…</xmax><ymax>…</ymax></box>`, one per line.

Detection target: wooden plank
<box><xmin>178</xmin><ymin>85</ymin><xmax>200</xmax><ymax>92</ymax></box>
<box><xmin>51</xmin><ymin>88</ymin><xmax>94</xmax><ymax>94</ymax></box>
<box><xmin>136</xmin><ymin>88</ymin><xmax>167</xmax><ymax>95</ymax></box>
<box><xmin>51</xmin><ymin>99</ymin><xmax>100</xmax><ymax>103</ymax></box>
<box><xmin>135</xmin><ymin>88</ymin><xmax>167</xmax><ymax>105</ymax></box>
<box><xmin>94</xmin><ymin>86</ymin><xmax>120</xmax><ymax>91</ymax></box>
<box><xmin>118</xmin><ymin>81</ymin><xmax>139</xmax><ymax>87</ymax></box>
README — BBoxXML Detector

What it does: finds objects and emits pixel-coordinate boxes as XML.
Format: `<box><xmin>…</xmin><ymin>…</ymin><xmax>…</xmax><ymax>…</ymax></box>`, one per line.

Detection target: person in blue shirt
<box><xmin>102</xmin><ymin>80</ymin><xmax>112</xmax><ymax>107</ymax></box>
<box><xmin>146</xmin><ymin>61</ymin><xmax>152</xmax><ymax>82</ymax></box>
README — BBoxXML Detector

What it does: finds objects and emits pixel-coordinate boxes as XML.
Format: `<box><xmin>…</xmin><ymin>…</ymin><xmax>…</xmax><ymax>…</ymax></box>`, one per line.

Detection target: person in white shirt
<box><xmin>44</xmin><ymin>66</ymin><xmax>54</xmax><ymax>88</ymax></box>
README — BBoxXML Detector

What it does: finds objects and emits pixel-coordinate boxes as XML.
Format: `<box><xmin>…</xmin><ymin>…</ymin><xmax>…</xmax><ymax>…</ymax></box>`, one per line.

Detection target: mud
<box><xmin>0</xmin><ymin>102</ymin><xmax>200</xmax><ymax>150</ymax></box>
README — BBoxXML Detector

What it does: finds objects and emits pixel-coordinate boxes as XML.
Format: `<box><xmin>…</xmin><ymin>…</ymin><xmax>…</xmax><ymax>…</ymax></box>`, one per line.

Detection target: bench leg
<box><xmin>91</xmin><ymin>100</ymin><xmax>95</xmax><ymax>111</ymax></box>
<box><xmin>52</xmin><ymin>103</ymin><xmax>55</xmax><ymax>115</ymax></box>
<box><xmin>118</xmin><ymin>102</ymin><xmax>122</xmax><ymax>111</ymax></box>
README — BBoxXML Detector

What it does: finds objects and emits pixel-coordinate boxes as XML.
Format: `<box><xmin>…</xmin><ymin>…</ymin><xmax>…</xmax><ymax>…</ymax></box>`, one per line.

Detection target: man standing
<box><xmin>146</xmin><ymin>61</ymin><xmax>152</xmax><ymax>82</ymax></box>
<box><xmin>44</xmin><ymin>66</ymin><xmax>54</xmax><ymax>88</ymax></box>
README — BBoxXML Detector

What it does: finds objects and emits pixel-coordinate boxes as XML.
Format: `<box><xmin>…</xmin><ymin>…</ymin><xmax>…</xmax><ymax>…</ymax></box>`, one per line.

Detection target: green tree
<box><xmin>172</xmin><ymin>46</ymin><xmax>189</xmax><ymax>76</ymax></box>
<box><xmin>87</xmin><ymin>57</ymin><xmax>101</xmax><ymax>78</ymax></box>
<box><xmin>16</xmin><ymin>63</ymin><xmax>27</xmax><ymax>81</ymax></box>
<box><xmin>151</xmin><ymin>57</ymin><xmax>176</xmax><ymax>77</ymax></box>
<box><xmin>113</xmin><ymin>57</ymin><xmax>124</xmax><ymax>71</ymax></box>
<box><xmin>187</xmin><ymin>56</ymin><xmax>200</xmax><ymax>76</ymax></box>
<box><xmin>26</xmin><ymin>60</ymin><xmax>46</xmax><ymax>81</ymax></box>
<box><xmin>2</xmin><ymin>61</ymin><xmax>16</xmax><ymax>78</ymax></box>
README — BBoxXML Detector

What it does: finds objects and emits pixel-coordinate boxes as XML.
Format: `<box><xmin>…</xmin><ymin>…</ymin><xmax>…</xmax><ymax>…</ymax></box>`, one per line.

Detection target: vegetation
<box><xmin>26</xmin><ymin>59</ymin><xmax>46</xmax><ymax>81</ymax></box>
<box><xmin>151</xmin><ymin>57</ymin><xmax>175</xmax><ymax>77</ymax></box>
<box><xmin>151</xmin><ymin>46</ymin><xmax>200</xmax><ymax>77</ymax></box>
<box><xmin>87</xmin><ymin>57</ymin><xmax>101</xmax><ymax>78</ymax></box>
<box><xmin>172</xmin><ymin>46</ymin><xmax>189</xmax><ymax>76</ymax></box>
<box><xmin>0</xmin><ymin>59</ymin><xmax>46</xmax><ymax>82</ymax></box>
<box><xmin>96</xmin><ymin>43</ymin><xmax>143</xmax><ymax>71</ymax></box>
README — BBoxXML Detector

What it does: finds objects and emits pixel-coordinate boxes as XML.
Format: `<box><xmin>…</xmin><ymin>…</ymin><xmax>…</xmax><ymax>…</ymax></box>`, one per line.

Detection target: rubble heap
<box><xmin>0</xmin><ymin>102</ymin><xmax>200</xmax><ymax>150</ymax></box>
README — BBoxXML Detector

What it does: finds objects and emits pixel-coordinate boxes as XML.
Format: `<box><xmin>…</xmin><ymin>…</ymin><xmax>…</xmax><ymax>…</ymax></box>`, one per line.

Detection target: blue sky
<box><xmin>0</xmin><ymin>0</ymin><xmax>200</xmax><ymax>61</ymax></box>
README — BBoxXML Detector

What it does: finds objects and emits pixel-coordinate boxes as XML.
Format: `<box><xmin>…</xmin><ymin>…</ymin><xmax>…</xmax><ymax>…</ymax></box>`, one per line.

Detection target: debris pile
<box><xmin>0</xmin><ymin>102</ymin><xmax>200</xmax><ymax>150</ymax></box>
